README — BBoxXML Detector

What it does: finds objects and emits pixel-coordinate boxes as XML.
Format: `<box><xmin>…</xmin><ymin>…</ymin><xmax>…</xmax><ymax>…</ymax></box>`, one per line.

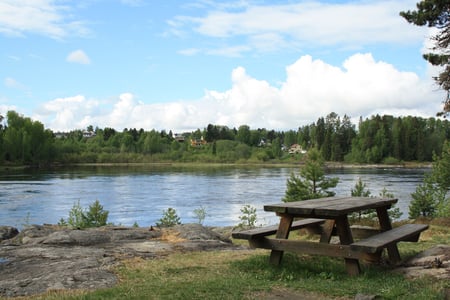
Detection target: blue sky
<box><xmin>0</xmin><ymin>0</ymin><xmax>445</xmax><ymax>132</ymax></box>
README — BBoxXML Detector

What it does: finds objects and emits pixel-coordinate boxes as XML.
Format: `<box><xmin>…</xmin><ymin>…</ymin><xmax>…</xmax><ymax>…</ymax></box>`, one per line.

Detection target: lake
<box><xmin>0</xmin><ymin>165</ymin><xmax>429</xmax><ymax>229</ymax></box>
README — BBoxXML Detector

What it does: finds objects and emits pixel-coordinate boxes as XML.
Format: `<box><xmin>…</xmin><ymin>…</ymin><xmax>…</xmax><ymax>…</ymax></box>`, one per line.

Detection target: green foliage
<box><xmin>410</xmin><ymin>141</ymin><xmax>450</xmax><ymax>218</ymax></box>
<box><xmin>351</xmin><ymin>178</ymin><xmax>371</xmax><ymax>197</ymax></box>
<box><xmin>193</xmin><ymin>206</ymin><xmax>207</xmax><ymax>225</ymax></box>
<box><xmin>85</xmin><ymin>200</ymin><xmax>109</xmax><ymax>227</ymax></box>
<box><xmin>59</xmin><ymin>200</ymin><xmax>109</xmax><ymax>229</ymax></box>
<box><xmin>410</xmin><ymin>175</ymin><xmax>445</xmax><ymax>218</ymax></box>
<box><xmin>2</xmin><ymin>110</ymin><xmax>450</xmax><ymax>166</ymax></box>
<box><xmin>237</xmin><ymin>204</ymin><xmax>257</xmax><ymax>228</ymax></box>
<box><xmin>349</xmin><ymin>179</ymin><xmax>402</xmax><ymax>221</ymax></box>
<box><xmin>432</xmin><ymin>141</ymin><xmax>450</xmax><ymax>190</ymax></box>
<box><xmin>401</xmin><ymin>0</ymin><xmax>450</xmax><ymax>117</ymax></box>
<box><xmin>283</xmin><ymin>148</ymin><xmax>338</xmax><ymax>202</ymax></box>
<box><xmin>156</xmin><ymin>207</ymin><xmax>181</xmax><ymax>227</ymax></box>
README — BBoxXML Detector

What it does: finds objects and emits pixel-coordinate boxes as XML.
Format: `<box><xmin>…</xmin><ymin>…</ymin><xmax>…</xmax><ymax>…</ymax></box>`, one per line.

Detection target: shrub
<box><xmin>193</xmin><ymin>206</ymin><xmax>207</xmax><ymax>225</ymax></box>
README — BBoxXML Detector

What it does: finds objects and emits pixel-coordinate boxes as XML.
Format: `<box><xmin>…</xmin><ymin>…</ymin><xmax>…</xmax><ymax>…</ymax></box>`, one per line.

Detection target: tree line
<box><xmin>0</xmin><ymin>110</ymin><xmax>449</xmax><ymax>166</ymax></box>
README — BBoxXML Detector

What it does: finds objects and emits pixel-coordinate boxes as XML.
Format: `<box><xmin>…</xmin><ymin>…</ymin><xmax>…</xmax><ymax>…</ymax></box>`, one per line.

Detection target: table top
<box><xmin>264</xmin><ymin>196</ymin><xmax>398</xmax><ymax>218</ymax></box>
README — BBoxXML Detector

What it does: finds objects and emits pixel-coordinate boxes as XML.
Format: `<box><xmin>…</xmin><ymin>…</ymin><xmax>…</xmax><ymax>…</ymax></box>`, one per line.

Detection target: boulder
<box><xmin>0</xmin><ymin>226</ymin><xmax>18</xmax><ymax>241</ymax></box>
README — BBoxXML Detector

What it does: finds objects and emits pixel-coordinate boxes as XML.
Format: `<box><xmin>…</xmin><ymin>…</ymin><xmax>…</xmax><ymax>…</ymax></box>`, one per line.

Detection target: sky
<box><xmin>0</xmin><ymin>0</ymin><xmax>446</xmax><ymax>133</ymax></box>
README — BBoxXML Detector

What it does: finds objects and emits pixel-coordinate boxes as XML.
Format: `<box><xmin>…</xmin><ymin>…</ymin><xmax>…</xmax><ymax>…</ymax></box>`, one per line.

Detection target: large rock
<box><xmin>0</xmin><ymin>226</ymin><xmax>19</xmax><ymax>241</ymax></box>
<box><xmin>0</xmin><ymin>224</ymin><xmax>238</xmax><ymax>298</ymax></box>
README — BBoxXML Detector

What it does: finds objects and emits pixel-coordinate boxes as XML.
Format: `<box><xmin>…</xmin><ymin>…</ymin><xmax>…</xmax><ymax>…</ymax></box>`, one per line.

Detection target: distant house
<box><xmin>83</xmin><ymin>130</ymin><xmax>96</xmax><ymax>138</ymax></box>
<box><xmin>190</xmin><ymin>136</ymin><xmax>207</xmax><ymax>147</ymax></box>
<box><xmin>174</xmin><ymin>133</ymin><xmax>185</xmax><ymax>142</ymax></box>
<box><xmin>288</xmin><ymin>144</ymin><xmax>306</xmax><ymax>154</ymax></box>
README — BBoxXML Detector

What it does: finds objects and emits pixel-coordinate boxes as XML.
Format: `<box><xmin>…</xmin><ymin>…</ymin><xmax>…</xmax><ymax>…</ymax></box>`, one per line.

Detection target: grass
<box><xmin>7</xmin><ymin>219</ymin><xmax>450</xmax><ymax>300</ymax></box>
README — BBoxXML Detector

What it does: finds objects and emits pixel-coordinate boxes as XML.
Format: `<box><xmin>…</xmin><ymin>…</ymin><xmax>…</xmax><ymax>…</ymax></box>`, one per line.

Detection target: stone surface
<box><xmin>0</xmin><ymin>226</ymin><xmax>19</xmax><ymax>241</ymax></box>
<box><xmin>393</xmin><ymin>244</ymin><xmax>450</xmax><ymax>279</ymax></box>
<box><xmin>0</xmin><ymin>224</ymin><xmax>239</xmax><ymax>298</ymax></box>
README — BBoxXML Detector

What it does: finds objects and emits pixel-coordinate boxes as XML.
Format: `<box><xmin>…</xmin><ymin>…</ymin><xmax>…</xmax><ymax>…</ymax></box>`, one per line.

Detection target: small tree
<box><xmin>59</xmin><ymin>200</ymin><xmax>109</xmax><ymax>229</ymax></box>
<box><xmin>351</xmin><ymin>177</ymin><xmax>371</xmax><ymax>197</ymax></box>
<box><xmin>409</xmin><ymin>141</ymin><xmax>450</xmax><ymax>218</ymax></box>
<box><xmin>350</xmin><ymin>178</ymin><xmax>372</xmax><ymax>221</ymax></box>
<box><xmin>85</xmin><ymin>200</ymin><xmax>109</xmax><ymax>227</ymax></box>
<box><xmin>283</xmin><ymin>148</ymin><xmax>338</xmax><ymax>202</ymax></box>
<box><xmin>193</xmin><ymin>206</ymin><xmax>207</xmax><ymax>225</ymax></box>
<box><xmin>156</xmin><ymin>207</ymin><xmax>181</xmax><ymax>227</ymax></box>
<box><xmin>409</xmin><ymin>176</ymin><xmax>445</xmax><ymax>218</ymax></box>
<box><xmin>238</xmin><ymin>204</ymin><xmax>257</xmax><ymax>228</ymax></box>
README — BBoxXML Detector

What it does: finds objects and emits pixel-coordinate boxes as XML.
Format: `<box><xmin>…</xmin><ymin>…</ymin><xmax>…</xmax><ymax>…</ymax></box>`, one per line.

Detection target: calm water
<box><xmin>0</xmin><ymin>166</ymin><xmax>429</xmax><ymax>228</ymax></box>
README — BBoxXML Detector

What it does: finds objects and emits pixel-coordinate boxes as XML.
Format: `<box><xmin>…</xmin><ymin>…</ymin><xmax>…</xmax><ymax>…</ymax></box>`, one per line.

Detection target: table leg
<box><xmin>376</xmin><ymin>207</ymin><xmax>401</xmax><ymax>263</ymax></box>
<box><xmin>335</xmin><ymin>216</ymin><xmax>361</xmax><ymax>276</ymax></box>
<box><xmin>269</xmin><ymin>214</ymin><xmax>293</xmax><ymax>265</ymax></box>
<box><xmin>320</xmin><ymin>220</ymin><xmax>335</xmax><ymax>243</ymax></box>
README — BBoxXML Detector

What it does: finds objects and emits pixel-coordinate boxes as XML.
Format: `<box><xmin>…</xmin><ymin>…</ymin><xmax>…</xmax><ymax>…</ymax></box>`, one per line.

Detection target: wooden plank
<box><xmin>265</xmin><ymin>197</ymin><xmax>398</xmax><ymax>218</ymax></box>
<box><xmin>313</xmin><ymin>198</ymin><xmax>397</xmax><ymax>217</ymax></box>
<box><xmin>231</xmin><ymin>218</ymin><xmax>325</xmax><ymax>240</ymax></box>
<box><xmin>249</xmin><ymin>238</ymin><xmax>368</xmax><ymax>260</ymax></box>
<box><xmin>351</xmin><ymin>224</ymin><xmax>429</xmax><ymax>253</ymax></box>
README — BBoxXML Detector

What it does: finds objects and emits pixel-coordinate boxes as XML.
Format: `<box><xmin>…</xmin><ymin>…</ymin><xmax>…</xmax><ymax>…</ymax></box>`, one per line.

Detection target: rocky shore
<box><xmin>0</xmin><ymin>224</ymin><xmax>448</xmax><ymax>298</ymax></box>
<box><xmin>0</xmin><ymin>224</ymin><xmax>240</xmax><ymax>298</ymax></box>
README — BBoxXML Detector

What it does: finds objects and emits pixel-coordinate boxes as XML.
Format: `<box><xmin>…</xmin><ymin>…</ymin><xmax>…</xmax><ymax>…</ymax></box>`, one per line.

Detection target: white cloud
<box><xmin>4</xmin><ymin>77</ymin><xmax>26</xmax><ymax>90</ymax></box>
<box><xmin>35</xmin><ymin>53</ymin><xmax>444</xmax><ymax>133</ymax></box>
<box><xmin>170</xmin><ymin>0</ymin><xmax>426</xmax><ymax>56</ymax></box>
<box><xmin>0</xmin><ymin>0</ymin><xmax>89</xmax><ymax>39</ymax></box>
<box><xmin>66</xmin><ymin>50</ymin><xmax>91</xmax><ymax>64</ymax></box>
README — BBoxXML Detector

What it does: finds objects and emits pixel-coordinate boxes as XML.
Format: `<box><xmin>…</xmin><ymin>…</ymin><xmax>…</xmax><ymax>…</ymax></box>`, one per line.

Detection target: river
<box><xmin>0</xmin><ymin>166</ymin><xmax>429</xmax><ymax>229</ymax></box>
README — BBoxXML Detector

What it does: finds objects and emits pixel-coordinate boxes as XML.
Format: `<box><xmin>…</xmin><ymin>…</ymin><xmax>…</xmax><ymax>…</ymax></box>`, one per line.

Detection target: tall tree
<box><xmin>401</xmin><ymin>1</ymin><xmax>450</xmax><ymax>116</ymax></box>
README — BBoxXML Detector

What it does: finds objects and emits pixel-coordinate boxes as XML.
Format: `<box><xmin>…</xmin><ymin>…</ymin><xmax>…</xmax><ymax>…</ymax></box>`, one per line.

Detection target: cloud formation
<box><xmin>32</xmin><ymin>53</ymin><xmax>443</xmax><ymax>132</ymax></box>
<box><xmin>0</xmin><ymin>0</ymin><xmax>89</xmax><ymax>39</ymax></box>
<box><xmin>173</xmin><ymin>0</ymin><xmax>426</xmax><ymax>56</ymax></box>
<box><xmin>66</xmin><ymin>50</ymin><xmax>91</xmax><ymax>64</ymax></box>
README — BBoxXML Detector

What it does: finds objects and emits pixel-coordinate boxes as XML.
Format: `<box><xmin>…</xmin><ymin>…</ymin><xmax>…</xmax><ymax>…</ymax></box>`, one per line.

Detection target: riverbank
<box><xmin>0</xmin><ymin>220</ymin><xmax>449</xmax><ymax>299</ymax></box>
<box><xmin>0</xmin><ymin>161</ymin><xmax>433</xmax><ymax>173</ymax></box>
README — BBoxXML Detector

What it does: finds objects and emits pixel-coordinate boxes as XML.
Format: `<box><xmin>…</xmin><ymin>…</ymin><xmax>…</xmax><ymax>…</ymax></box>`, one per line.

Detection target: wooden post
<box><xmin>335</xmin><ymin>215</ymin><xmax>361</xmax><ymax>276</ymax></box>
<box><xmin>376</xmin><ymin>207</ymin><xmax>401</xmax><ymax>263</ymax></box>
<box><xmin>269</xmin><ymin>214</ymin><xmax>293</xmax><ymax>265</ymax></box>
<box><xmin>320</xmin><ymin>220</ymin><xmax>335</xmax><ymax>243</ymax></box>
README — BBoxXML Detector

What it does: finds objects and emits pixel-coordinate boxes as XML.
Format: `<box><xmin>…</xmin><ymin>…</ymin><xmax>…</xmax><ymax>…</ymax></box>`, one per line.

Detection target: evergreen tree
<box><xmin>283</xmin><ymin>148</ymin><xmax>338</xmax><ymax>202</ymax></box>
<box><xmin>401</xmin><ymin>0</ymin><xmax>450</xmax><ymax>116</ymax></box>
<box><xmin>409</xmin><ymin>141</ymin><xmax>450</xmax><ymax>218</ymax></box>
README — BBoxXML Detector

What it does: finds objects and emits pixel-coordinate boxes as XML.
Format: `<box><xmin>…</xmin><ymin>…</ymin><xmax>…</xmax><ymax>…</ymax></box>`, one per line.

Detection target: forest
<box><xmin>0</xmin><ymin>110</ymin><xmax>449</xmax><ymax>166</ymax></box>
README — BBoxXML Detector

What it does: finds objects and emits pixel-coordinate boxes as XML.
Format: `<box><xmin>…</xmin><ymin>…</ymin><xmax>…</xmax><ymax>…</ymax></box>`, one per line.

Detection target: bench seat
<box><xmin>232</xmin><ymin>218</ymin><xmax>325</xmax><ymax>240</ymax></box>
<box><xmin>350</xmin><ymin>223</ymin><xmax>428</xmax><ymax>253</ymax></box>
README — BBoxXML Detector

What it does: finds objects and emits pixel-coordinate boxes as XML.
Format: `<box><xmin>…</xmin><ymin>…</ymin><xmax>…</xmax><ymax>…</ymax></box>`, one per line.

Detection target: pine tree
<box><xmin>283</xmin><ymin>148</ymin><xmax>338</xmax><ymax>202</ymax></box>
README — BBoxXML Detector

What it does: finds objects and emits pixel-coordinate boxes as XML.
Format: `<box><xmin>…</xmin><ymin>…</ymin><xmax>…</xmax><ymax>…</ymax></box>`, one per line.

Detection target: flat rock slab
<box><xmin>0</xmin><ymin>224</ymin><xmax>239</xmax><ymax>298</ymax></box>
<box><xmin>393</xmin><ymin>244</ymin><xmax>450</xmax><ymax>280</ymax></box>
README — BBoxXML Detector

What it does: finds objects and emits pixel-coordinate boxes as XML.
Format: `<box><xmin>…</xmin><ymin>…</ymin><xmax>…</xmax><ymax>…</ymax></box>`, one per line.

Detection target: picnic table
<box><xmin>232</xmin><ymin>196</ymin><xmax>428</xmax><ymax>275</ymax></box>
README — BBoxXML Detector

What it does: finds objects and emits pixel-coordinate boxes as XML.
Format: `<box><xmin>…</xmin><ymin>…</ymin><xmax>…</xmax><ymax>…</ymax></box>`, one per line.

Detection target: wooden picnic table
<box><xmin>232</xmin><ymin>196</ymin><xmax>428</xmax><ymax>276</ymax></box>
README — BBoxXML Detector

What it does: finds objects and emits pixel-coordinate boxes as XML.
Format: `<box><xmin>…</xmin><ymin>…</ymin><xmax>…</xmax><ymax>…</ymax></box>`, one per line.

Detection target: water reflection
<box><xmin>0</xmin><ymin>166</ymin><xmax>428</xmax><ymax>228</ymax></box>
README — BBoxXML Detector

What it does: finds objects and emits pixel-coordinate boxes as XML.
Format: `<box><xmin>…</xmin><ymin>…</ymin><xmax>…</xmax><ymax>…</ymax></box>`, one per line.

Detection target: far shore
<box><xmin>0</xmin><ymin>161</ymin><xmax>432</xmax><ymax>172</ymax></box>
